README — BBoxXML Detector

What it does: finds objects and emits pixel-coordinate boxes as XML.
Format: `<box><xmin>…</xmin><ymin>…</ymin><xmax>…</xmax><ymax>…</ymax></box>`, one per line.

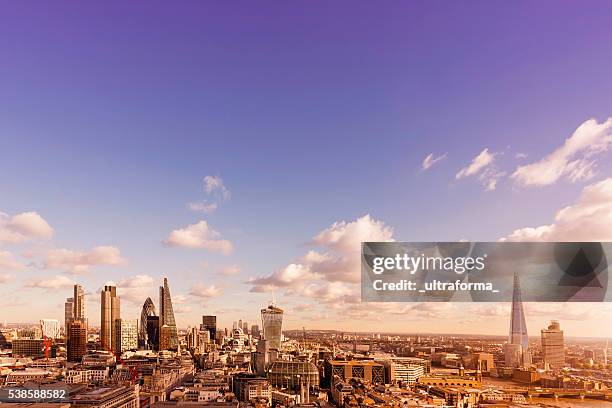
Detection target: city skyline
<box><xmin>1</xmin><ymin>2</ymin><xmax>612</xmax><ymax>337</ymax></box>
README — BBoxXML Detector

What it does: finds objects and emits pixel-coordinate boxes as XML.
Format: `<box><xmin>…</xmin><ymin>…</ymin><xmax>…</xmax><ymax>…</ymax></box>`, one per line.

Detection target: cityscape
<box><xmin>0</xmin><ymin>273</ymin><xmax>610</xmax><ymax>407</ymax></box>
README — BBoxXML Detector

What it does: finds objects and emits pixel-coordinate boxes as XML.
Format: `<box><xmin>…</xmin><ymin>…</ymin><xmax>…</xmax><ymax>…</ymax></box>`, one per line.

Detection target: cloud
<box><xmin>0</xmin><ymin>211</ymin><xmax>53</xmax><ymax>244</ymax></box>
<box><xmin>174</xmin><ymin>305</ymin><xmax>192</xmax><ymax>314</ymax></box>
<box><xmin>187</xmin><ymin>200</ymin><xmax>218</xmax><ymax>214</ymax></box>
<box><xmin>502</xmin><ymin>177</ymin><xmax>612</xmax><ymax>241</ymax></box>
<box><xmin>0</xmin><ymin>274</ymin><xmax>12</xmax><ymax>284</ymax></box>
<box><xmin>163</xmin><ymin>220</ymin><xmax>232</xmax><ymax>254</ymax></box>
<box><xmin>249</xmin><ymin>215</ymin><xmax>394</xmax><ymax>293</ymax></box>
<box><xmin>0</xmin><ymin>251</ymin><xmax>26</xmax><ymax>271</ymax></box>
<box><xmin>44</xmin><ymin>246</ymin><xmax>127</xmax><ymax>274</ymax></box>
<box><xmin>455</xmin><ymin>149</ymin><xmax>504</xmax><ymax>191</ymax></box>
<box><xmin>512</xmin><ymin>118</ymin><xmax>612</xmax><ymax>187</ymax></box>
<box><xmin>189</xmin><ymin>284</ymin><xmax>222</xmax><ymax>298</ymax></box>
<box><xmin>422</xmin><ymin>153</ymin><xmax>447</xmax><ymax>170</ymax></box>
<box><xmin>456</xmin><ymin>148</ymin><xmax>495</xmax><ymax>179</ymax></box>
<box><xmin>25</xmin><ymin>274</ymin><xmax>74</xmax><ymax>289</ymax></box>
<box><xmin>117</xmin><ymin>274</ymin><xmax>155</xmax><ymax>288</ymax></box>
<box><xmin>203</xmin><ymin>176</ymin><xmax>230</xmax><ymax>200</ymax></box>
<box><xmin>219</xmin><ymin>264</ymin><xmax>241</xmax><ymax>276</ymax></box>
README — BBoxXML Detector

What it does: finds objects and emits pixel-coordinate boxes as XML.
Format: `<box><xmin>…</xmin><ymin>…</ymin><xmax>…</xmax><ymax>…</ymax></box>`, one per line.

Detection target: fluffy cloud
<box><xmin>250</xmin><ymin>215</ymin><xmax>394</xmax><ymax>295</ymax></box>
<box><xmin>117</xmin><ymin>274</ymin><xmax>155</xmax><ymax>288</ymax></box>
<box><xmin>0</xmin><ymin>211</ymin><xmax>53</xmax><ymax>244</ymax></box>
<box><xmin>25</xmin><ymin>274</ymin><xmax>74</xmax><ymax>289</ymax></box>
<box><xmin>455</xmin><ymin>149</ymin><xmax>504</xmax><ymax>191</ymax></box>
<box><xmin>163</xmin><ymin>220</ymin><xmax>232</xmax><ymax>254</ymax></box>
<box><xmin>422</xmin><ymin>153</ymin><xmax>447</xmax><ymax>170</ymax></box>
<box><xmin>0</xmin><ymin>251</ymin><xmax>26</xmax><ymax>271</ymax></box>
<box><xmin>502</xmin><ymin>177</ymin><xmax>612</xmax><ymax>241</ymax></box>
<box><xmin>0</xmin><ymin>274</ymin><xmax>11</xmax><ymax>284</ymax></box>
<box><xmin>203</xmin><ymin>176</ymin><xmax>230</xmax><ymax>200</ymax></box>
<box><xmin>219</xmin><ymin>264</ymin><xmax>241</xmax><ymax>276</ymax></box>
<box><xmin>187</xmin><ymin>200</ymin><xmax>218</xmax><ymax>214</ymax></box>
<box><xmin>512</xmin><ymin>118</ymin><xmax>612</xmax><ymax>187</ymax></box>
<box><xmin>190</xmin><ymin>284</ymin><xmax>222</xmax><ymax>298</ymax></box>
<box><xmin>44</xmin><ymin>246</ymin><xmax>127</xmax><ymax>274</ymax></box>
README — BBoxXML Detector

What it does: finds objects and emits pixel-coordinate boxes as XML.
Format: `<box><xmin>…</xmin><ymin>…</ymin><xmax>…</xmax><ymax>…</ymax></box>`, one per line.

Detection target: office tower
<box><xmin>201</xmin><ymin>315</ymin><xmax>217</xmax><ymax>342</ymax></box>
<box><xmin>139</xmin><ymin>297</ymin><xmax>156</xmax><ymax>348</ymax></box>
<box><xmin>146</xmin><ymin>315</ymin><xmax>160</xmax><ymax>350</ymax></box>
<box><xmin>73</xmin><ymin>284</ymin><xmax>86</xmax><ymax>321</ymax></box>
<box><xmin>64</xmin><ymin>297</ymin><xmax>74</xmax><ymax>334</ymax></box>
<box><xmin>67</xmin><ymin>319</ymin><xmax>87</xmax><ymax>362</ymax></box>
<box><xmin>505</xmin><ymin>273</ymin><xmax>530</xmax><ymax>367</ymax></box>
<box><xmin>100</xmin><ymin>284</ymin><xmax>120</xmax><ymax>351</ymax></box>
<box><xmin>261</xmin><ymin>304</ymin><xmax>284</xmax><ymax>350</ymax></box>
<box><xmin>114</xmin><ymin>319</ymin><xmax>138</xmax><ymax>353</ymax></box>
<box><xmin>251</xmin><ymin>324</ymin><xmax>260</xmax><ymax>338</ymax></box>
<box><xmin>159</xmin><ymin>277</ymin><xmax>178</xmax><ymax>349</ymax></box>
<box><xmin>243</xmin><ymin>321</ymin><xmax>249</xmax><ymax>334</ymax></box>
<box><xmin>40</xmin><ymin>319</ymin><xmax>60</xmax><ymax>339</ymax></box>
<box><xmin>233</xmin><ymin>321</ymin><xmax>238</xmax><ymax>330</ymax></box>
<box><xmin>541</xmin><ymin>320</ymin><xmax>564</xmax><ymax>368</ymax></box>
<box><xmin>159</xmin><ymin>324</ymin><xmax>172</xmax><ymax>350</ymax></box>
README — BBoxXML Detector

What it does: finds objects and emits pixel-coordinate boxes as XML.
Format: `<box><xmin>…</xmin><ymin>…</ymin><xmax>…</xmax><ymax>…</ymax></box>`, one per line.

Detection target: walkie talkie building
<box><xmin>261</xmin><ymin>304</ymin><xmax>283</xmax><ymax>350</ymax></box>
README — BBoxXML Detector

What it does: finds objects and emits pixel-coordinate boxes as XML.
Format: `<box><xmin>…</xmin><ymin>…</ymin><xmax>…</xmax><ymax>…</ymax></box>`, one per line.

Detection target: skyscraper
<box><xmin>541</xmin><ymin>320</ymin><xmax>564</xmax><ymax>368</ymax></box>
<box><xmin>100</xmin><ymin>284</ymin><xmax>120</xmax><ymax>351</ymax></box>
<box><xmin>146</xmin><ymin>315</ymin><xmax>160</xmax><ymax>351</ymax></box>
<box><xmin>67</xmin><ymin>319</ymin><xmax>87</xmax><ymax>362</ymax></box>
<box><xmin>261</xmin><ymin>304</ymin><xmax>283</xmax><ymax>350</ymax></box>
<box><xmin>139</xmin><ymin>297</ymin><xmax>156</xmax><ymax>348</ymax></box>
<box><xmin>64</xmin><ymin>297</ymin><xmax>74</xmax><ymax>335</ymax></box>
<box><xmin>159</xmin><ymin>277</ymin><xmax>178</xmax><ymax>350</ymax></box>
<box><xmin>73</xmin><ymin>284</ymin><xmax>86</xmax><ymax>321</ymax></box>
<box><xmin>115</xmin><ymin>319</ymin><xmax>138</xmax><ymax>353</ymax></box>
<box><xmin>505</xmin><ymin>273</ymin><xmax>530</xmax><ymax>367</ymax></box>
<box><xmin>201</xmin><ymin>315</ymin><xmax>217</xmax><ymax>343</ymax></box>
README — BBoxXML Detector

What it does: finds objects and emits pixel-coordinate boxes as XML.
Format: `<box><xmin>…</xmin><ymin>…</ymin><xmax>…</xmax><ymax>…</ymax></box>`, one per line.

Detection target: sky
<box><xmin>1</xmin><ymin>1</ymin><xmax>612</xmax><ymax>338</ymax></box>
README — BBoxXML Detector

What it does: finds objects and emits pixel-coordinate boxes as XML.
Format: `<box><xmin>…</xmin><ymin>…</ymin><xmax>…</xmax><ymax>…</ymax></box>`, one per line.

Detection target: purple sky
<box><xmin>1</xmin><ymin>2</ymin><xmax>612</xmax><ymax>337</ymax></box>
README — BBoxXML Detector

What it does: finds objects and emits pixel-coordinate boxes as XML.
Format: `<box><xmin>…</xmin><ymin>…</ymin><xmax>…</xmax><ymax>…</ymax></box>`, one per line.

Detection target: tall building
<box><xmin>67</xmin><ymin>319</ymin><xmax>87</xmax><ymax>362</ymax></box>
<box><xmin>146</xmin><ymin>315</ymin><xmax>160</xmax><ymax>351</ymax></box>
<box><xmin>201</xmin><ymin>315</ymin><xmax>217</xmax><ymax>342</ymax></box>
<box><xmin>159</xmin><ymin>277</ymin><xmax>178</xmax><ymax>350</ymax></box>
<box><xmin>115</xmin><ymin>319</ymin><xmax>138</xmax><ymax>353</ymax></box>
<box><xmin>505</xmin><ymin>273</ymin><xmax>530</xmax><ymax>367</ymax></box>
<box><xmin>64</xmin><ymin>297</ymin><xmax>74</xmax><ymax>334</ymax></box>
<box><xmin>73</xmin><ymin>284</ymin><xmax>86</xmax><ymax>321</ymax></box>
<box><xmin>40</xmin><ymin>319</ymin><xmax>61</xmax><ymax>339</ymax></box>
<box><xmin>541</xmin><ymin>320</ymin><xmax>564</xmax><ymax>368</ymax></box>
<box><xmin>100</xmin><ymin>284</ymin><xmax>120</xmax><ymax>351</ymax></box>
<box><xmin>251</xmin><ymin>324</ymin><xmax>260</xmax><ymax>338</ymax></box>
<box><xmin>139</xmin><ymin>297</ymin><xmax>156</xmax><ymax>348</ymax></box>
<box><xmin>261</xmin><ymin>304</ymin><xmax>284</xmax><ymax>350</ymax></box>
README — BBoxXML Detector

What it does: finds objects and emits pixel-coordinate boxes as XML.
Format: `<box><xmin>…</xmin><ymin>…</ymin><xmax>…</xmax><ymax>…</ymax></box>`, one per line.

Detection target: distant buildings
<box><xmin>73</xmin><ymin>284</ymin><xmax>86</xmax><ymax>321</ymax></box>
<box><xmin>12</xmin><ymin>338</ymin><xmax>45</xmax><ymax>358</ymax></box>
<box><xmin>505</xmin><ymin>273</ymin><xmax>530</xmax><ymax>367</ymax></box>
<box><xmin>64</xmin><ymin>297</ymin><xmax>74</xmax><ymax>334</ymax></box>
<box><xmin>541</xmin><ymin>320</ymin><xmax>565</xmax><ymax>368</ymax></box>
<box><xmin>201</xmin><ymin>315</ymin><xmax>217</xmax><ymax>342</ymax></box>
<box><xmin>159</xmin><ymin>277</ymin><xmax>178</xmax><ymax>350</ymax></box>
<box><xmin>324</xmin><ymin>359</ymin><xmax>385</xmax><ymax>385</ymax></box>
<box><xmin>261</xmin><ymin>305</ymin><xmax>283</xmax><ymax>351</ymax></box>
<box><xmin>100</xmin><ymin>284</ymin><xmax>120</xmax><ymax>352</ymax></box>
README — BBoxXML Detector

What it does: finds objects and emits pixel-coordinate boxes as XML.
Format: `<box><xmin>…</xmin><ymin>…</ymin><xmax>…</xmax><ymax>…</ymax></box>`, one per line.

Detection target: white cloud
<box><xmin>512</xmin><ymin>118</ymin><xmax>612</xmax><ymax>187</ymax></box>
<box><xmin>163</xmin><ymin>220</ymin><xmax>232</xmax><ymax>254</ymax></box>
<box><xmin>44</xmin><ymin>246</ymin><xmax>127</xmax><ymax>274</ymax></box>
<box><xmin>502</xmin><ymin>177</ymin><xmax>612</xmax><ymax>241</ymax></box>
<box><xmin>0</xmin><ymin>211</ymin><xmax>53</xmax><ymax>244</ymax></box>
<box><xmin>189</xmin><ymin>284</ymin><xmax>222</xmax><ymax>298</ymax></box>
<box><xmin>117</xmin><ymin>274</ymin><xmax>155</xmax><ymax>288</ymax></box>
<box><xmin>174</xmin><ymin>305</ymin><xmax>192</xmax><ymax>314</ymax></box>
<box><xmin>456</xmin><ymin>148</ymin><xmax>495</xmax><ymax>179</ymax></box>
<box><xmin>187</xmin><ymin>200</ymin><xmax>218</xmax><ymax>214</ymax></box>
<box><xmin>0</xmin><ymin>251</ymin><xmax>26</xmax><ymax>271</ymax></box>
<box><xmin>203</xmin><ymin>176</ymin><xmax>230</xmax><ymax>200</ymax></box>
<box><xmin>249</xmin><ymin>215</ymin><xmax>394</xmax><ymax>294</ymax></box>
<box><xmin>25</xmin><ymin>275</ymin><xmax>74</xmax><ymax>289</ymax></box>
<box><xmin>219</xmin><ymin>264</ymin><xmax>241</xmax><ymax>276</ymax></box>
<box><xmin>455</xmin><ymin>149</ymin><xmax>504</xmax><ymax>191</ymax></box>
<box><xmin>422</xmin><ymin>153</ymin><xmax>447</xmax><ymax>170</ymax></box>
<box><xmin>0</xmin><ymin>274</ymin><xmax>12</xmax><ymax>283</ymax></box>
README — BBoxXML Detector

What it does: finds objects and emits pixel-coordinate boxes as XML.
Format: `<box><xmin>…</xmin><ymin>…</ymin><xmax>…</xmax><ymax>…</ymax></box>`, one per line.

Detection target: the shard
<box><xmin>509</xmin><ymin>272</ymin><xmax>529</xmax><ymax>350</ymax></box>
